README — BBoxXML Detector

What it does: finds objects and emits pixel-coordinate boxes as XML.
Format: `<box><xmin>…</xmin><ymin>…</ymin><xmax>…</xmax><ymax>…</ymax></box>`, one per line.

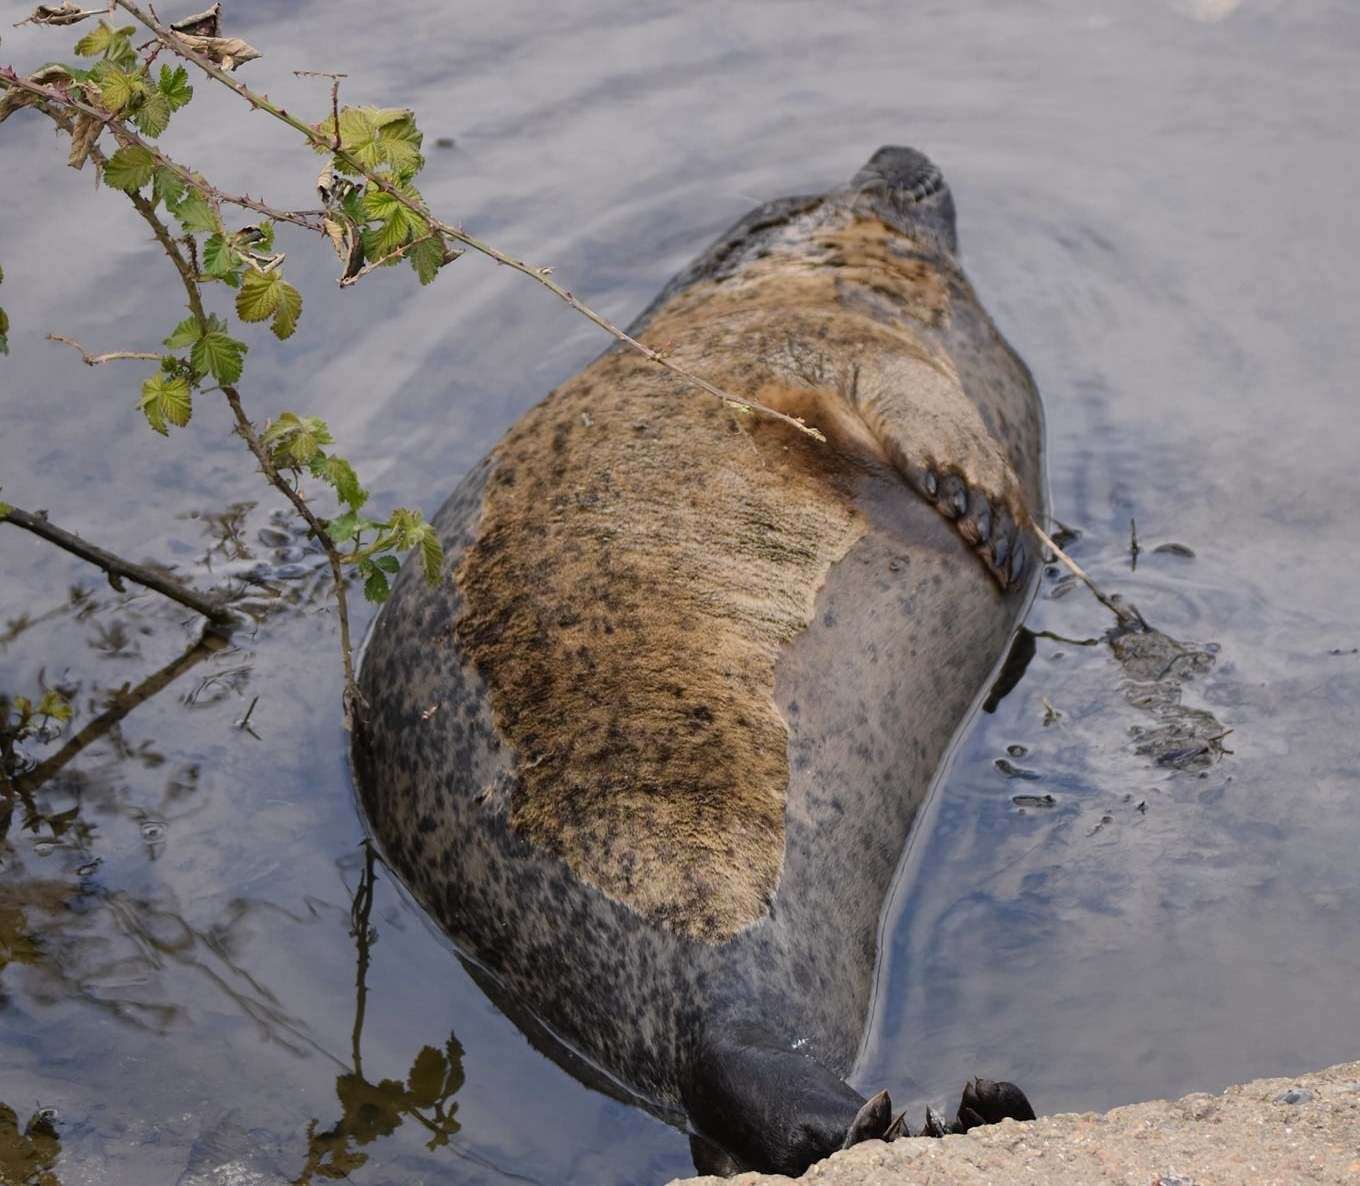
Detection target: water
<box><xmin>2</xmin><ymin>0</ymin><xmax>1358</xmax><ymax>1181</ymax></box>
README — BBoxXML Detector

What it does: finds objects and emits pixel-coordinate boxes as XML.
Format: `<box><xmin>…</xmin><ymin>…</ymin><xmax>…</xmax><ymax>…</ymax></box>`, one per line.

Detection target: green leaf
<box><xmin>409</xmin><ymin>235</ymin><xmax>450</xmax><ymax>285</ymax></box>
<box><xmin>320</xmin><ymin>456</ymin><xmax>366</xmax><ymax>510</ymax></box>
<box><xmin>326</xmin><ymin>106</ymin><xmax>425</xmax><ymax>178</ymax></box>
<box><xmin>152</xmin><ymin>167</ymin><xmax>186</xmax><ymax>210</ymax></box>
<box><xmin>327</xmin><ymin>510</ymin><xmax>361</xmax><ymax>543</ymax></box>
<box><xmin>132</xmin><ymin>89</ymin><xmax>172</xmax><ymax>138</ymax></box>
<box><xmin>173</xmin><ymin>191</ymin><xmax>218</xmax><ymax>234</ymax></box>
<box><xmin>190</xmin><ymin>330</ymin><xmax>246</xmax><ymax>385</ymax></box>
<box><xmin>103</xmin><ymin>145</ymin><xmax>156</xmax><ymax>193</ymax></box>
<box><xmin>361</xmin><ymin>561</ymin><xmax>390</xmax><ymax>604</ymax></box>
<box><xmin>162</xmin><ymin>316</ymin><xmax>201</xmax><ymax>349</ymax></box>
<box><xmin>137</xmin><ymin>372</ymin><xmax>191</xmax><ymax>434</ymax></box>
<box><xmin>236</xmin><ymin>269</ymin><xmax>282</xmax><ymax>322</ymax></box>
<box><xmin>0</xmin><ymin>305</ymin><xmax>8</xmax><ymax>356</ymax></box>
<box><xmin>254</xmin><ymin>220</ymin><xmax>276</xmax><ymax>252</ymax></box>
<box><xmin>373</xmin><ymin>554</ymin><xmax>400</xmax><ymax>574</ymax></box>
<box><xmin>158</xmin><ymin>64</ymin><xmax>193</xmax><ymax>110</ymax></box>
<box><xmin>270</xmin><ymin>280</ymin><xmax>302</xmax><ymax>340</ymax></box>
<box><xmin>201</xmin><ymin>234</ymin><xmax>239</xmax><ymax>278</ymax></box>
<box><xmin>418</xmin><ymin>527</ymin><xmax>444</xmax><ymax>585</ymax></box>
<box><xmin>74</xmin><ymin>20</ymin><xmax>134</xmax><ymax>58</ymax></box>
<box><xmin>97</xmin><ymin>67</ymin><xmax>142</xmax><ymax>113</ymax></box>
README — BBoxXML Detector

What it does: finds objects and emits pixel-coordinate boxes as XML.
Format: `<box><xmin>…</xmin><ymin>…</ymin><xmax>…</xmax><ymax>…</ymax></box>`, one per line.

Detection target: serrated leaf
<box><xmin>235</xmin><ymin>268</ymin><xmax>282</xmax><ymax>322</ymax></box>
<box><xmin>173</xmin><ymin>190</ymin><xmax>218</xmax><ymax>234</ymax></box>
<box><xmin>158</xmin><ymin>64</ymin><xmax>193</xmax><ymax>110</ymax></box>
<box><xmin>327</xmin><ymin>510</ymin><xmax>362</xmax><ymax>543</ymax></box>
<box><xmin>255</xmin><ymin>220</ymin><xmax>276</xmax><ymax>252</ymax></box>
<box><xmin>270</xmin><ymin>280</ymin><xmax>301</xmax><ymax>340</ymax></box>
<box><xmin>418</xmin><ymin>527</ymin><xmax>444</xmax><ymax>585</ymax></box>
<box><xmin>98</xmin><ymin>67</ymin><xmax>143</xmax><ymax>113</ymax></box>
<box><xmin>74</xmin><ymin>20</ymin><xmax>133</xmax><ymax>58</ymax></box>
<box><xmin>409</xmin><ymin>234</ymin><xmax>453</xmax><ymax>285</ymax></box>
<box><xmin>152</xmin><ymin>167</ymin><xmax>186</xmax><ymax>210</ymax></box>
<box><xmin>373</xmin><ymin>554</ymin><xmax>400</xmax><ymax>574</ymax></box>
<box><xmin>191</xmin><ymin>330</ymin><xmax>246</xmax><ymax>384</ymax></box>
<box><xmin>320</xmin><ymin>455</ymin><xmax>366</xmax><ymax>511</ymax></box>
<box><xmin>137</xmin><ymin>372</ymin><xmax>191</xmax><ymax>434</ymax></box>
<box><xmin>361</xmin><ymin>562</ymin><xmax>390</xmax><ymax>604</ymax></box>
<box><xmin>201</xmin><ymin>233</ymin><xmax>239</xmax><ymax>278</ymax></box>
<box><xmin>132</xmin><ymin>89</ymin><xmax>172</xmax><ymax>138</ymax></box>
<box><xmin>103</xmin><ymin>144</ymin><xmax>156</xmax><ymax>192</ymax></box>
<box><xmin>163</xmin><ymin>316</ymin><xmax>201</xmax><ymax>349</ymax></box>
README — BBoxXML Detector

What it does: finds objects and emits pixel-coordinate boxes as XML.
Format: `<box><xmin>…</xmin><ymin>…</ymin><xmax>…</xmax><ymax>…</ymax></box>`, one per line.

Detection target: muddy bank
<box><xmin>670</xmin><ymin>1060</ymin><xmax>1360</xmax><ymax>1186</ymax></box>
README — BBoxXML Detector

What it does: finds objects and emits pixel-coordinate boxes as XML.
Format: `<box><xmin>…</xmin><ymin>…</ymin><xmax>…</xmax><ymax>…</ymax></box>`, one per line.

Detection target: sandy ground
<box><xmin>669</xmin><ymin>1060</ymin><xmax>1360</xmax><ymax>1186</ymax></box>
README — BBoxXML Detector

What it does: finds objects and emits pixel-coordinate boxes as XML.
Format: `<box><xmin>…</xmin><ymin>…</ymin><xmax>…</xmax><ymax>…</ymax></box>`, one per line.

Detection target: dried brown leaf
<box><xmin>67</xmin><ymin>110</ymin><xmax>101</xmax><ymax>170</ymax></box>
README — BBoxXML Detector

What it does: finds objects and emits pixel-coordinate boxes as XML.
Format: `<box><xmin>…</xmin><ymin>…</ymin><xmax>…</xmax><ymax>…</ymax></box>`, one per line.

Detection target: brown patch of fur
<box><xmin>454</xmin><ymin>211</ymin><xmax>1030</xmax><ymax>942</ymax></box>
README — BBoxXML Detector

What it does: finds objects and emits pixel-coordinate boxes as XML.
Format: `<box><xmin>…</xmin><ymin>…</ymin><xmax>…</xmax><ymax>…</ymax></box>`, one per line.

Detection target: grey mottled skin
<box><xmin>353</xmin><ymin>147</ymin><xmax>1046</xmax><ymax>1174</ymax></box>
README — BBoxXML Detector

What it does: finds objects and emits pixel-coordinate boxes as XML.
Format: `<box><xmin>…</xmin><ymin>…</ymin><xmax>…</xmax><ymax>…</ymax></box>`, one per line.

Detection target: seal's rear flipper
<box><xmin>952</xmin><ymin>1077</ymin><xmax>1036</xmax><ymax>1133</ymax></box>
<box><xmin>682</xmin><ymin>1023</ymin><xmax>878</xmax><ymax>1176</ymax></box>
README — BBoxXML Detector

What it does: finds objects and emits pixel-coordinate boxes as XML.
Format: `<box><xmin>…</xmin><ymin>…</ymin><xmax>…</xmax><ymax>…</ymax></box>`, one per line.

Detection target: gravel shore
<box><xmin>669</xmin><ymin>1060</ymin><xmax>1360</xmax><ymax>1186</ymax></box>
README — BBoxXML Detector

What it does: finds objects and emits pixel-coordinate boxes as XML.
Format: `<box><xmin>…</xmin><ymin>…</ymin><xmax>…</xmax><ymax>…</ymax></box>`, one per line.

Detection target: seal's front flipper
<box><xmin>848</xmin><ymin>346</ymin><xmax>1035</xmax><ymax>591</ymax></box>
<box><xmin>952</xmin><ymin>1077</ymin><xmax>1036</xmax><ymax>1133</ymax></box>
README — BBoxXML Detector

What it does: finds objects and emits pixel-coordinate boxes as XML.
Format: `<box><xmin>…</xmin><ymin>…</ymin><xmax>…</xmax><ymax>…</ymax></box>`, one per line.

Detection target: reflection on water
<box><xmin>2</xmin><ymin>0</ymin><xmax>1359</xmax><ymax>1182</ymax></box>
<box><xmin>0</xmin><ymin>1102</ymin><xmax>60</xmax><ymax>1186</ymax></box>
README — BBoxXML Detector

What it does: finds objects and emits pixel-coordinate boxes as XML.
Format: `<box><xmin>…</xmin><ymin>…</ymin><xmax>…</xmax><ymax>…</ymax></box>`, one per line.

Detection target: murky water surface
<box><xmin>2</xmin><ymin>0</ymin><xmax>1358</xmax><ymax>1181</ymax></box>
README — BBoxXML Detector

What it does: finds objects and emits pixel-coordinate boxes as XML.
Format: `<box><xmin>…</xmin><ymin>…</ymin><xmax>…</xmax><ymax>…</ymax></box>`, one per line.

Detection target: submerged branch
<box><xmin>1032</xmin><ymin>523</ymin><xmax>1143</xmax><ymax>630</ymax></box>
<box><xmin>1</xmin><ymin>503</ymin><xmax>236</xmax><ymax>627</ymax></box>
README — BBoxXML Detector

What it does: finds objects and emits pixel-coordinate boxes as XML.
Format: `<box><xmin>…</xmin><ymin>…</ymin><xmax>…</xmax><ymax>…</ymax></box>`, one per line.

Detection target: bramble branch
<box><xmin>109</xmin><ymin>0</ymin><xmax>827</xmax><ymax>442</ymax></box>
<box><xmin>1</xmin><ymin>503</ymin><xmax>236</xmax><ymax>627</ymax></box>
<box><xmin>0</xmin><ymin>70</ymin><xmax>325</xmax><ymax>232</ymax></box>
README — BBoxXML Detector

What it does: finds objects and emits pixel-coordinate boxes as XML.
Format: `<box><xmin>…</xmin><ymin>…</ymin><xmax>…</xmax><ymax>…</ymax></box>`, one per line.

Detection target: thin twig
<box><xmin>1032</xmin><ymin>523</ymin><xmax>1142</xmax><ymax>630</ymax></box>
<box><xmin>2</xmin><ymin>503</ymin><xmax>236</xmax><ymax>626</ymax></box>
<box><xmin>222</xmin><ymin>386</ymin><xmax>361</xmax><ymax>723</ymax></box>
<box><xmin>109</xmin><ymin>0</ymin><xmax>827</xmax><ymax>442</ymax></box>
<box><xmin>337</xmin><ymin>231</ymin><xmax>435</xmax><ymax>287</ymax></box>
<box><xmin>48</xmin><ymin>333</ymin><xmax>161</xmax><ymax>365</ymax></box>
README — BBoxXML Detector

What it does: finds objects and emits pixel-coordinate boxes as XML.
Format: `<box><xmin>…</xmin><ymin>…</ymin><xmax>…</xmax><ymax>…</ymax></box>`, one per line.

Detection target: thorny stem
<box><xmin>109</xmin><ymin>0</ymin><xmax>827</xmax><ymax>442</ymax></box>
<box><xmin>222</xmin><ymin>384</ymin><xmax>361</xmax><ymax>724</ymax></box>
<box><xmin>20</xmin><ymin>97</ymin><xmax>365</xmax><ymax>716</ymax></box>
<box><xmin>1</xmin><ymin>503</ymin><xmax>236</xmax><ymax>627</ymax></box>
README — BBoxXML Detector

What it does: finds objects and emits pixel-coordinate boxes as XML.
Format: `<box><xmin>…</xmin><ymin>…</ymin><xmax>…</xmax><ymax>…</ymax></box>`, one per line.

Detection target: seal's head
<box><xmin>846</xmin><ymin>145</ymin><xmax>958</xmax><ymax>256</ymax></box>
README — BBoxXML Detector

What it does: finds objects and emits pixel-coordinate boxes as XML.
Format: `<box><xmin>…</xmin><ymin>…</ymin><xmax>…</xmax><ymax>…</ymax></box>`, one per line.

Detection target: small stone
<box><xmin>1273</xmin><ymin>1087</ymin><xmax>1312</xmax><ymax>1105</ymax></box>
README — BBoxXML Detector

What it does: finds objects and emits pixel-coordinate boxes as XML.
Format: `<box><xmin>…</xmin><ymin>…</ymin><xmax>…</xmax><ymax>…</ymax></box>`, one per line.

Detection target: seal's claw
<box><xmin>922</xmin><ymin>1105</ymin><xmax>950</xmax><ymax>1137</ymax></box>
<box><xmin>939</xmin><ymin>473</ymin><xmax>968</xmax><ymax>519</ymax></box>
<box><xmin>841</xmin><ymin>1089</ymin><xmax>893</xmax><ymax>1150</ymax></box>
<box><xmin>883</xmin><ymin>1109</ymin><xmax>912</xmax><ymax>1141</ymax></box>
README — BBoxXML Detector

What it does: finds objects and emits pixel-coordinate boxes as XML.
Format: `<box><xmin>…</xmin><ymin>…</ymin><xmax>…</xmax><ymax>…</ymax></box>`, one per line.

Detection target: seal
<box><xmin>353</xmin><ymin>146</ymin><xmax>1044</xmax><ymax>1176</ymax></box>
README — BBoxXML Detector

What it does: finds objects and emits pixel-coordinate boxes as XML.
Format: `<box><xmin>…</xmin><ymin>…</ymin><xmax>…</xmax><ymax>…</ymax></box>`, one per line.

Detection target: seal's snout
<box><xmin>849</xmin><ymin>144</ymin><xmax>958</xmax><ymax>254</ymax></box>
